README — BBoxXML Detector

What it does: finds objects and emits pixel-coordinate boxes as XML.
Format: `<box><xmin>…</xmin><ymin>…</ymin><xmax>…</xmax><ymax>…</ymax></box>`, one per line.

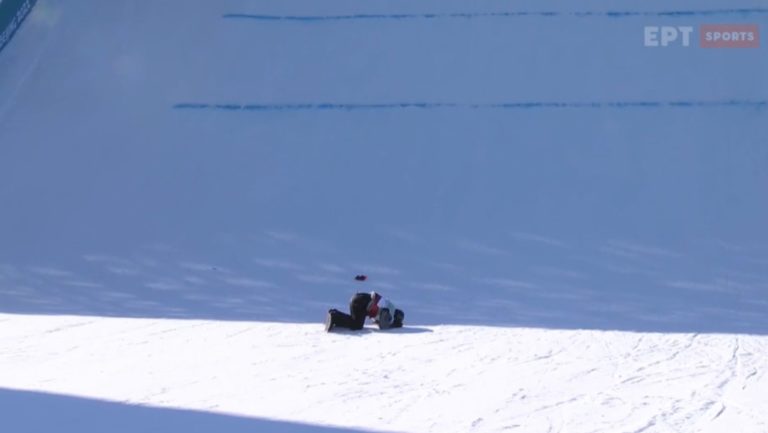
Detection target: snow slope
<box><xmin>1</xmin><ymin>0</ymin><xmax>767</xmax><ymax>431</ymax></box>
<box><xmin>0</xmin><ymin>0</ymin><xmax>767</xmax><ymax>334</ymax></box>
<box><xmin>2</xmin><ymin>313</ymin><xmax>767</xmax><ymax>433</ymax></box>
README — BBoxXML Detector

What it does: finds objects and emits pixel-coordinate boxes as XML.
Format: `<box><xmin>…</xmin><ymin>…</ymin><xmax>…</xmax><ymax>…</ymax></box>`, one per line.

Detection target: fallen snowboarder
<box><xmin>326</xmin><ymin>291</ymin><xmax>404</xmax><ymax>332</ymax></box>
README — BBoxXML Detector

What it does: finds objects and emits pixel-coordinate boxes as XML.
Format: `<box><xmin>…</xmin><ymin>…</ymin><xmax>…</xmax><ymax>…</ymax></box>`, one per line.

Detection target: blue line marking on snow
<box><xmin>173</xmin><ymin>100</ymin><xmax>768</xmax><ymax>112</ymax></box>
<box><xmin>222</xmin><ymin>8</ymin><xmax>768</xmax><ymax>22</ymax></box>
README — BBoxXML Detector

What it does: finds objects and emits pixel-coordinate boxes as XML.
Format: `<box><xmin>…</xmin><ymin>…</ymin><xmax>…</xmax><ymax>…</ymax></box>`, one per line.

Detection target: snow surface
<box><xmin>1</xmin><ymin>0</ymin><xmax>767</xmax><ymax>431</ymax></box>
<box><xmin>2</xmin><ymin>313</ymin><xmax>767</xmax><ymax>433</ymax></box>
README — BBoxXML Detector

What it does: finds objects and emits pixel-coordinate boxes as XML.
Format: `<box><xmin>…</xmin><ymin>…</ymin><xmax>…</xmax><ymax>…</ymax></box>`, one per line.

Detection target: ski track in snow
<box><xmin>1</xmin><ymin>314</ymin><xmax>766</xmax><ymax>433</ymax></box>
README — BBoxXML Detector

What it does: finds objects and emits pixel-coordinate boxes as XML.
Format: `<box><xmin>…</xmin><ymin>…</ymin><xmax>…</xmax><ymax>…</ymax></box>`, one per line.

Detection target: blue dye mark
<box><xmin>215</xmin><ymin>104</ymin><xmax>243</xmax><ymax>110</ymax></box>
<box><xmin>173</xmin><ymin>100</ymin><xmax>768</xmax><ymax>112</ymax></box>
<box><xmin>174</xmin><ymin>103</ymin><xmax>210</xmax><ymax>109</ymax></box>
<box><xmin>222</xmin><ymin>8</ymin><xmax>768</xmax><ymax>23</ymax></box>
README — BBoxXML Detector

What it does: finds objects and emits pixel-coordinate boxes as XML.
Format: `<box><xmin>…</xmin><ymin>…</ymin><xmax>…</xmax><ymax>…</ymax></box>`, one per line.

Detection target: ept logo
<box><xmin>700</xmin><ymin>24</ymin><xmax>760</xmax><ymax>48</ymax></box>
<box><xmin>644</xmin><ymin>26</ymin><xmax>694</xmax><ymax>47</ymax></box>
<box><xmin>644</xmin><ymin>24</ymin><xmax>760</xmax><ymax>48</ymax></box>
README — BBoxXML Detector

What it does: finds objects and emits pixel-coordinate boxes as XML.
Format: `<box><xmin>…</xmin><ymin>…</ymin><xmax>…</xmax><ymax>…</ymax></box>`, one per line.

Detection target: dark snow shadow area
<box><xmin>0</xmin><ymin>388</ymin><xmax>394</xmax><ymax>433</ymax></box>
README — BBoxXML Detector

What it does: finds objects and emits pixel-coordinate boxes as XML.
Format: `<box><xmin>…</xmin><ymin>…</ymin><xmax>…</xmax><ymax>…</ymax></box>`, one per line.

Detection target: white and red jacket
<box><xmin>367</xmin><ymin>294</ymin><xmax>397</xmax><ymax>326</ymax></box>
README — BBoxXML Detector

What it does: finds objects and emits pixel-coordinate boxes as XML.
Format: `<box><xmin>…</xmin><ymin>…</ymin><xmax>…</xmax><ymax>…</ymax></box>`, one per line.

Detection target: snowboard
<box><xmin>324</xmin><ymin>310</ymin><xmax>335</xmax><ymax>332</ymax></box>
<box><xmin>324</xmin><ymin>310</ymin><xmax>404</xmax><ymax>332</ymax></box>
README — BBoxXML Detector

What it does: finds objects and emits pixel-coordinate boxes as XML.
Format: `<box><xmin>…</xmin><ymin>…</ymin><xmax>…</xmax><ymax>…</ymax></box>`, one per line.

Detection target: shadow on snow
<box><xmin>0</xmin><ymin>388</ymin><xmax>391</xmax><ymax>433</ymax></box>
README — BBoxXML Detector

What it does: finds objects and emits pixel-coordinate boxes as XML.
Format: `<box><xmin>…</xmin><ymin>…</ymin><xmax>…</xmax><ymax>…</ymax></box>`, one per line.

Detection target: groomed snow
<box><xmin>1</xmin><ymin>313</ymin><xmax>766</xmax><ymax>433</ymax></box>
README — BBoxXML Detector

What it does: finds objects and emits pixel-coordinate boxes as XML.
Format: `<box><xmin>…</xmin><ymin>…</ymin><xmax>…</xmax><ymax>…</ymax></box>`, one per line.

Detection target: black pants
<box><xmin>329</xmin><ymin>293</ymin><xmax>371</xmax><ymax>330</ymax></box>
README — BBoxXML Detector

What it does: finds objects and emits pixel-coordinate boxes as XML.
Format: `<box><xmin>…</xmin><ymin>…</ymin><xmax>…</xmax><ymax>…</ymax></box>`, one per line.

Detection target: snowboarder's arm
<box><xmin>377</xmin><ymin>308</ymin><xmax>392</xmax><ymax>329</ymax></box>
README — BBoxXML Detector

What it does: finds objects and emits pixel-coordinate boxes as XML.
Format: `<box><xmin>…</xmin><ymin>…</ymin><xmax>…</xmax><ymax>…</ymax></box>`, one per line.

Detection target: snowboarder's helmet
<box><xmin>370</xmin><ymin>291</ymin><xmax>381</xmax><ymax>302</ymax></box>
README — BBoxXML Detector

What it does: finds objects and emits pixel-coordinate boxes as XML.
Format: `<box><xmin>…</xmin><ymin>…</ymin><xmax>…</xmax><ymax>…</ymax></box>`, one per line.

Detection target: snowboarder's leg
<box><xmin>348</xmin><ymin>310</ymin><xmax>366</xmax><ymax>330</ymax></box>
<box><xmin>328</xmin><ymin>309</ymin><xmax>357</xmax><ymax>330</ymax></box>
<box><xmin>348</xmin><ymin>297</ymin><xmax>369</xmax><ymax>330</ymax></box>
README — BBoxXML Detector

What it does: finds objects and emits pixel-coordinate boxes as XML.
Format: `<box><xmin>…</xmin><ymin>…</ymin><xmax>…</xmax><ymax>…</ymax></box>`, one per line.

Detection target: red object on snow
<box><xmin>354</xmin><ymin>275</ymin><xmax>368</xmax><ymax>281</ymax></box>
